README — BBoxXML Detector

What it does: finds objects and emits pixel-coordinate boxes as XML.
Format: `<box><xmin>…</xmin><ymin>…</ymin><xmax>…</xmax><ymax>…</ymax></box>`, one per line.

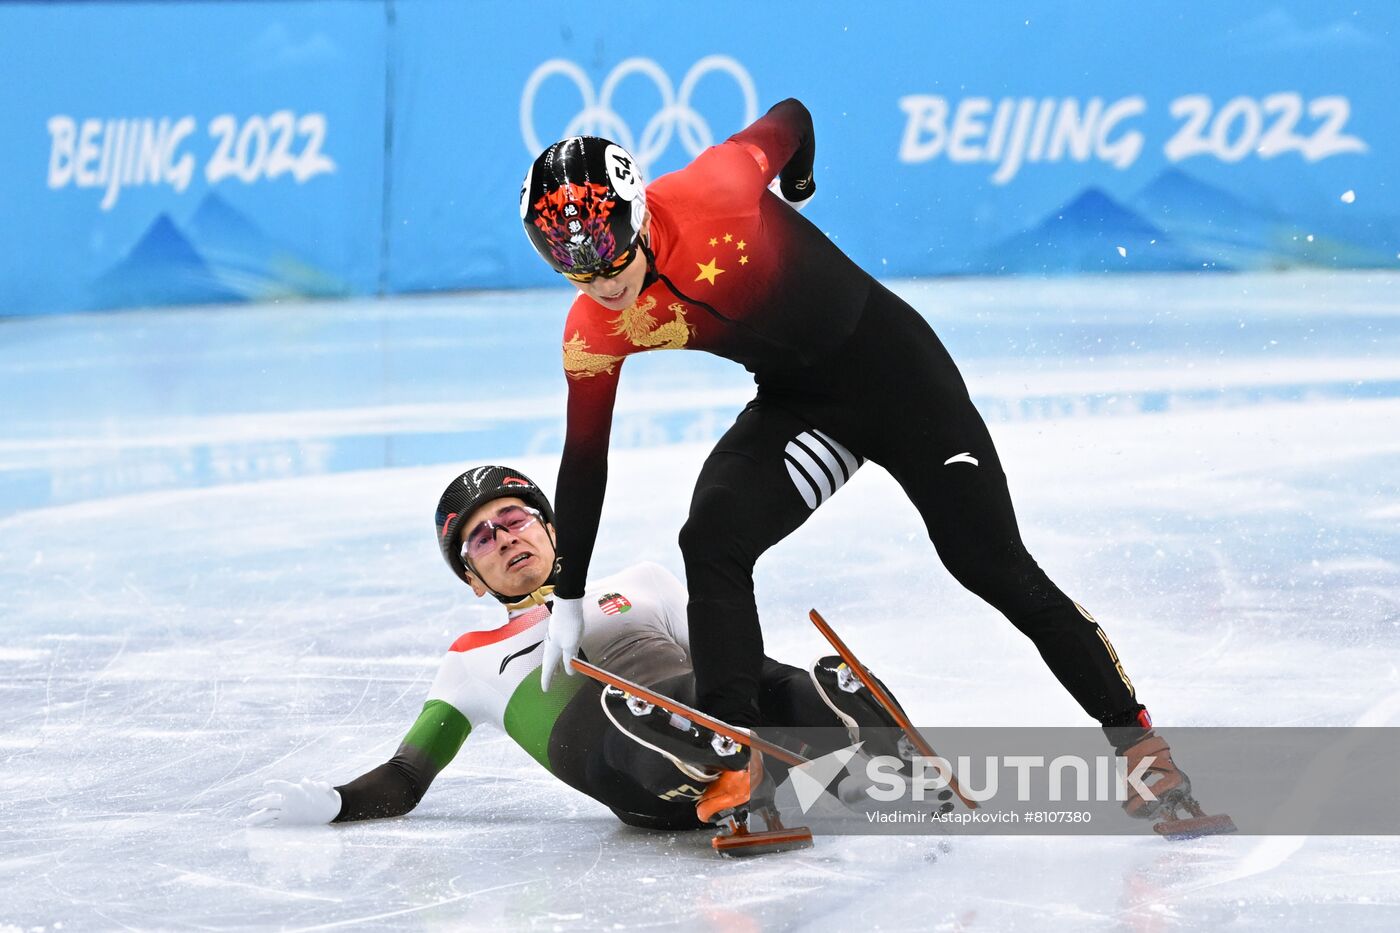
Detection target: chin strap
<box><xmin>639</xmin><ymin>237</ymin><xmax>660</xmax><ymax>290</ymax></box>
<box><xmin>501</xmin><ymin>584</ymin><xmax>556</xmax><ymax>611</ymax></box>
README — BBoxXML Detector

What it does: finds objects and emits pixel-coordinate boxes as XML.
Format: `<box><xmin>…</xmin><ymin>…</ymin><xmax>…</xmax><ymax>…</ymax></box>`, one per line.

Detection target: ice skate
<box><xmin>577</xmin><ymin>660</ymin><xmax>815</xmax><ymax>855</ymax></box>
<box><xmin>699</xmin><ymin>754</ymin><xmax>814</xmax><ymax>857</ymax></box>
<box><xmin>600</xmin><ymin>683</ymin><xmax>748</xmax><ymax>781</ymax></box>
<box><xmin>810</xmin><ymin>610</ymin><xmax>977</xmax><ymax>810</ymax></box>
<box><xmin>810</xmin><ymin>654</ymin><xmax>920</xmax><ymax>764</ymax></box>
<box><xmin>1121</xmin><ymin>732</ymin><xmax>1237</xmax><ymax>839</ymax></box>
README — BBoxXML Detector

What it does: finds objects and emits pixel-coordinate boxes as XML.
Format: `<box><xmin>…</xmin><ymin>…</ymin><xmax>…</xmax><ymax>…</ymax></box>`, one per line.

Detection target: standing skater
<box><xmin>521</xmin><ymin>99</ymin><xmax>1186</xmax><ymax>820</ymax></box>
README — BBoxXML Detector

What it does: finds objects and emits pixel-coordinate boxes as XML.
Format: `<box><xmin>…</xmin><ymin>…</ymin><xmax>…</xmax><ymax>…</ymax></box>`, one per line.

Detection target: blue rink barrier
<box><xmin>0</xmin><ymin>0</ymin><xmax>388</xmax><ymax>315</ymax></box>
<box><xmin>2</xmin><ymin>1</ymin><xmax>1398</xmax><ymax>315</ymax></box>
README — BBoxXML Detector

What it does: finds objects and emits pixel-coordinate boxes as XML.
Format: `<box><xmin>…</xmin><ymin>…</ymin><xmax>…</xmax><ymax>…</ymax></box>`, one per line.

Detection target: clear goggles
<box><xmin>460</xmin><ymin>504</ymin><xmax>543</xmax><ymax>561</ymax></box>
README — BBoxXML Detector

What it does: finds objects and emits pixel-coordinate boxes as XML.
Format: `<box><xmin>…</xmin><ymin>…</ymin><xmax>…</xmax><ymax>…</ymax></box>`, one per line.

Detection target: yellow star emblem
<box><xmin>708</xmin><ymin>237</ymin><xmax>718</xmax><ymax>247</ymax></box>
<box><xmin>739</xmin><ymin>255</ymin><xmax>750</xmax><ymax>265</ymax></box>
<box><xmin>723</xmin><ymin>233</ymin><xmax>733</xmax><ymax>243</ymax></box>
<box><xmin>736</xmin><ymin>240</ymin><xmax>746</xmax><ymax>250</ymax></box>
<box><xmin>694</xmin><ymin>258</ymin><xmax>725</xmax><ymax>285</ymax></box>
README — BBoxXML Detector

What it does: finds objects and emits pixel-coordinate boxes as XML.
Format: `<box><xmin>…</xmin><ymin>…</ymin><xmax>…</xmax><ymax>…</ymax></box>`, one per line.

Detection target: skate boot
<box><xmin>1121</xmin><ymin>732</ymin><xmax>1187</xmax><ymax>819</ymax></box>
<box><xmin>810</xmin><ymin>655</ymin><xmax>919</xmax><ymax>768</ymax></box>
<box><xmin>600</xmin><ymin>684</ymin><xmax>747</xmax><ymax>782</ymax></box>
<box><xmin>592</xmin><ymin>672</ymin><xmax>813</xmax><ymax>855</ymax></box>
<box><xmin>810</xmin><ymin>655</ymin><xmax>958</xmax><ymax>816</ymax></box>
<box><xmin>696</xmin><ymin>756</ymin><xmax>756</xmax><ymax>825</ymax></box>
<box><xmin>1120</xmin><ymin>731</ymin><xmax>1236</xmax><ymax>839</ymax></box>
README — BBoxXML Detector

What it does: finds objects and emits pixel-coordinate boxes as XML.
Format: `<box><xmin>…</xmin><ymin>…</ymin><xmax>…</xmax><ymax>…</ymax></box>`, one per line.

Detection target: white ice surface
<box><xmin>2</xmin><ymin>271</ymin><xmax>1399</xmax><ymax>930</ymax></box>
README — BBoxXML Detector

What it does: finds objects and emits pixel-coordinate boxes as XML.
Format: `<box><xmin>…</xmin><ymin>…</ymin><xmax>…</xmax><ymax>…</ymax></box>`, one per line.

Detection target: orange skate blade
<box><xmin>1153</xmin><ymin>797</ymin><xmax>1238</xmax><ymax>840</ymax></box>
<box><xmin>712</xmin><ymin>824</ymin><xmax>814</xmax><ymax>857</ymax></box>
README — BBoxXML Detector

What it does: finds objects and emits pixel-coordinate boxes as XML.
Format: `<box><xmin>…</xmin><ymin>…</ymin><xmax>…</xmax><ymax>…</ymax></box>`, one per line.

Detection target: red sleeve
<box><xmin>552</xmin><ymin>350</ymin><xmax>624</xmax><ymax>599</ymax></box>
<box><xmin>726</xmin><ymin>98</ymin><xmax>815</xmax><ymax>196</ymax></box>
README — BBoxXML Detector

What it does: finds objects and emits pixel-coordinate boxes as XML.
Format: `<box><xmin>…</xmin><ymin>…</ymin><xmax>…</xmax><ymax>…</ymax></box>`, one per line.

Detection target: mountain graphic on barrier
<box><xmin>1131</xmin><ymin>168</ymin><xmax>1321</xmax><ymax>269</ymax></box>
<box><xmin>189</xmin><ymin>193</ymin><xmax>269</xmax><ymax>264</ymax></box>
<box><xmin>1141</xmin><ymin>168</ymin><xmax>1400</xmax><ymax>269</ymax></box>
<box><xmin>1133</xmin><ymin>168</ymin><xmax>1281</xmax><ymax>236</ymax></box>
<box><xmin>975</xmin><ymin>187</ymin><xmax>1217</xmax><ymax>274</ymax></box>
<box><xmin>970</xmin><ymin>169</ymin><xmax>1400</xmax><ymax>276</ymax></box>
<box><xmin>92</xmin><ymin>195</ymin><xmax>345</xmax><ymax>310</ymax></box>
<box><xmin>92</xmin><ymin>214</ymin><xmax>243</xmax><ymax>309</ymax></box>
<box><xmin>187</xmin><ymin>193</ymin><xmax>346</xmax><ymax>299</ymax></box>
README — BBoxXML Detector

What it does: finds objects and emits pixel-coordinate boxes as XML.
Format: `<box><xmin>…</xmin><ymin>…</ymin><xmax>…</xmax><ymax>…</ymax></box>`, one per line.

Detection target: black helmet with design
<box><xmin>521</xmin><ymin>136</ymin><xmax>646</xmax><ymax>276</ymax></box>
<box><xmin>434</xmin><ymin>465</ymin><xmax>556</xmax><ymax>596</ymax></box>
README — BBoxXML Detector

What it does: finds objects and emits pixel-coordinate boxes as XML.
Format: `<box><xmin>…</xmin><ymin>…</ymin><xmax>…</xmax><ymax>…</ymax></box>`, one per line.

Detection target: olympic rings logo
<box><xmin>520</xmin><ymin>55</ymin><xmax>758</xmax><ymax>173</ymax></box>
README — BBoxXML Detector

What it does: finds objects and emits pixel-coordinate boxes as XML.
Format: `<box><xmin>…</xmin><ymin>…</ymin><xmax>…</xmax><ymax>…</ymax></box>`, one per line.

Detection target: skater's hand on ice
<box><xmin>247</xmin><ymin>778</ymin><xmax>341</xmax><ymax>827</ymax></box>
<box><xmin>541</xmin><ymin>595</ymin><xmax>584</xmax><ymax>691</ymax></box>
<box><xmin>768</xmin><ymin>173</ymin><xmax>815</xmax><ymax>212</ymax></box>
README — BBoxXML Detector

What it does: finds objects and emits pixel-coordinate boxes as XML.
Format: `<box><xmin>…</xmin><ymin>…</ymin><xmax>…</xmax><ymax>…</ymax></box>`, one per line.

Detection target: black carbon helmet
<box><xmin>520</xmin><ymin>136</ymin><xmax>646</xmax><ymax>275</ymax></box>
<box><xmin>434</xmin><ymin>465</ymin><xmax>556</xmax><ymax>589</ymax></box>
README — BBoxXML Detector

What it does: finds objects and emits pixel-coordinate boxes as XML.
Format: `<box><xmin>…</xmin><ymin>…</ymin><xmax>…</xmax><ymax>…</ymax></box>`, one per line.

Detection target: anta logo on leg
<box><xmin>943</xmin><ymin>452</ymin><xmax>979</xmax><ymax>467</ymax></box>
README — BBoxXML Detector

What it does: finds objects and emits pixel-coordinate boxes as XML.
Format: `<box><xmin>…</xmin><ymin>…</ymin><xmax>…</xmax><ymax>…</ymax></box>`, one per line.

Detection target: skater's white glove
<box><xmin>247</xmin><ymin>778</ymin><xmax>342</xmax><ymax>827</ymax></box>
<box><xmin>540</xmin><ymin>595</ymin><xmax>583</xmax><ymax>691</ymax></box>
<box><xmin>768</xmin><ymin>173</ymin><xmax>815</xmax><ymax>212</ymax></box>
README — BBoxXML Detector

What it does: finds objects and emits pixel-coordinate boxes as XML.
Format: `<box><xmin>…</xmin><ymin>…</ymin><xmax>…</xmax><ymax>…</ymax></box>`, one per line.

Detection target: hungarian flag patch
<box><xmin>598</xmin><ymin>593</ymin><xmax>632</xmax><ymax>616</ymax></box>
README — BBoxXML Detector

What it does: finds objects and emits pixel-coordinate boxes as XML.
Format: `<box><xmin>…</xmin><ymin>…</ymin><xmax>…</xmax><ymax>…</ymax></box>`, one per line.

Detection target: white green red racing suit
<box><xmin>332</xmin><ymin>562</ymin><xmax>718</xmax><ymax>828</ymax></box>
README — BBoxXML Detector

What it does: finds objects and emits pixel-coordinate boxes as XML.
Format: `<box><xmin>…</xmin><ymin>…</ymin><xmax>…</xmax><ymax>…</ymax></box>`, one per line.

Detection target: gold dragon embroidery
<box><xmin>609</xmin><ymin>295</ymin><xmax>694</xmax><ymax>350</ymax></box>
<box><xmin>562</xmin><ymin>331</ymin><xmax>624</xmax><ymax>379</ymax></box>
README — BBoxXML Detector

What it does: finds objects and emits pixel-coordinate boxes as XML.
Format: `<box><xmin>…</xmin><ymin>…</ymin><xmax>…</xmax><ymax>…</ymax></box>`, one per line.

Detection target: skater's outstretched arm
<box><xmin>248</xmin><ymin>698</ymin><xmax>472</xmax><ymax>826</ymax></box>
<box><xmin>332</xmin><ymin>699</ymin><xmax>472</xmax><ymax>821</ymax></box>
<box><xmin>546</xmin><ymin>353</ymin><xmax>626</xmax><ymax>689</ymax></box>
<box><xmin>552</xmin><ymin>344</ymin><xmax>625</xmax><ymax>601</ymax></box>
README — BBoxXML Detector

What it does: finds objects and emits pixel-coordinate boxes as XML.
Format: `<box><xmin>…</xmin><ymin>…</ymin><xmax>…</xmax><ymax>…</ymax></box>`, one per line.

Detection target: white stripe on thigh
<box><xmin>784</xmin><ymin>440</ymin><xmax>834</xmax><ymax>502</ymax></box>
<box><xmin>810</xmin><ymin>428</ymin><xmax>862</xmax><ymax>479</ymax></box>
<box><xmin>783</xmin><ymin>430</ymin><xmax>863</xmax><ymax>510</ymax></box>
<box><xmin>784</xmin><ymin>458</ymin><xmax>820</xmax><ymax>509</ymax></box>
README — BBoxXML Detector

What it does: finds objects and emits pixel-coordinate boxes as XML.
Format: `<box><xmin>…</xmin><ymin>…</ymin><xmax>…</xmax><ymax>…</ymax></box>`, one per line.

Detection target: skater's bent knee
<box><xmin>679</xmin><ymin>485</ymin><xmax>745</xmax><ymax>553</ymax></box>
